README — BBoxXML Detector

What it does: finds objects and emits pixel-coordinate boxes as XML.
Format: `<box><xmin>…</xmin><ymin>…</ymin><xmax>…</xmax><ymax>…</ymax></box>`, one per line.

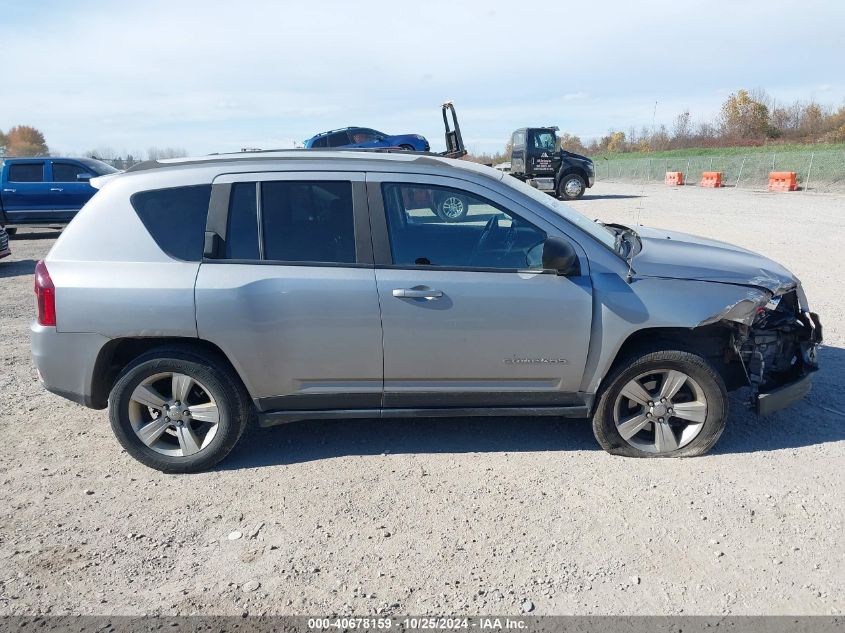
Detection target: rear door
<box><xmin>194</xmin><ymin>171</ymin><xmax>384</xmax><ymax>412</ymax></box>
<box><xmin>366</xmin><ymin>173</ymin><xmax>594</xmax><ymax>411</ymax></box>
<box><xmin>49</xmin><ymin>160</ymin><xmax>97</xmax><ymax>217</ymax></box>
<box><xmin>2</xmin><ymin>160</ymin><xmax>55</xmax><ymax>223</ymax></box>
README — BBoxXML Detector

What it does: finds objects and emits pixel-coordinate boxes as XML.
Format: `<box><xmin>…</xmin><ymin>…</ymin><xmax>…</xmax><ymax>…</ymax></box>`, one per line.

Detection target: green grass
<box><xmin>589</xmin><ymin>142</ymin><xmax>845</xmax><ymax>161</ymax></box>
<box><xmin>593</xmin><ymin>144</ymin><xmax>845</xmax><ymax>189</ymax></box>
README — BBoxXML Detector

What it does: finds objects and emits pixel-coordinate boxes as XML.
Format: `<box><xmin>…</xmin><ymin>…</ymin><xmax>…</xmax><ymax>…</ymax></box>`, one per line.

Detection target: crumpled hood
<box><xmin>632</xmin><ymin>226</ymin><xmax>797</xmax><ymax>294</ymax></box>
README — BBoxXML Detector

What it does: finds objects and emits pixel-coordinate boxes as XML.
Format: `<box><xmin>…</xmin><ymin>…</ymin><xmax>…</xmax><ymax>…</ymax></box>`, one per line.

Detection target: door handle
<box><xmin>50</xmin><ymin>187</ymin><xmax>64</xmax><ymax>192</ymax></box>
<box><xmin>2</xmin><ymin>188</ymin><xmax>16</xmax><ymax>193</ymax></box>
<box><xmin>392</xmin><ymin>287</ymin><xmax>443</xmax><ymax>299</ymax></box>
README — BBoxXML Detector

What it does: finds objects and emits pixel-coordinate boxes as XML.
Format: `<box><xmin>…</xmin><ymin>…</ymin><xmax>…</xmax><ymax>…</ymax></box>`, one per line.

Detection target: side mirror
<box><xmin>77</xmin><ymin>173</ymin><xmax>94</xmax><ymax>182</ymax></box>
<box><xmin>542</xmin><ymin>237</ymin><xmax>580</xmax><ymax>276</ymax></box>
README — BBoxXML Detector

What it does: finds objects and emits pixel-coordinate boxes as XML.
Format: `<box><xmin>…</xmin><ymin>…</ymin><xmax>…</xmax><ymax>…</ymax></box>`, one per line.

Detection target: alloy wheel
<box><xmin>613</xmin><ymin>369</ymin><xmax>708</xmax><ymax>454</ymax></box>
<box><xmin>440</xmin><ymin>196</ymin><xmax>466</xmax><ymax>219</ymax></box>
<box><xmin>128</xmin><ymin>372</ymin><xmax>220</xmax><ymax>457</ymax></box>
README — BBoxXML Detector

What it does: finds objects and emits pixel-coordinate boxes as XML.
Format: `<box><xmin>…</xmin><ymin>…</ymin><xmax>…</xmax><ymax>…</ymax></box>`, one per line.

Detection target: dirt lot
<box><xmin>0</xmin><ymin>182</ymin><xmax>842</xmax><ymax>616</ymax></box>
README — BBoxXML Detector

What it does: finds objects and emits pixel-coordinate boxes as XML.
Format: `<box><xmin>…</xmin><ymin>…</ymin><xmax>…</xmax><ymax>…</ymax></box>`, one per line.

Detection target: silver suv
<box><xmin>31</xmin><ymin>151</ymin><xmax>822</xmax><ymax>472</ymax></box>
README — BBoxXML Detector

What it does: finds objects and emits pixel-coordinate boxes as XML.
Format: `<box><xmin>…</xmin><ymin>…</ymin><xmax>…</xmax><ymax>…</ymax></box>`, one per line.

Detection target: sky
<box><xmin>1</xmin><ymin>0</ymin><xmax>843</xmax><ymax>157</ymax></box>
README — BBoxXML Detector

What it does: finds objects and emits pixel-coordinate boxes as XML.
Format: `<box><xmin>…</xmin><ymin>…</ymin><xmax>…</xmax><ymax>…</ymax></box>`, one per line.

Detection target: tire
<box><xmin>433</xmin><ymin>193</ymin><xmax>469</xmax><ymax>222</ymax></box>
<box><xmin>592</xmin><ymin>349</ymin><xmax>728</xmax><ymax>458</ymax></box>
<box><xmin>558</xmin><ymin>174</ymin><xmax>586</xmax><ymax>200</ymax></box>
<box><xmin>108</xmin><ymin>348</ymin><xmax>251</xmax><ymax>473</ymax></box>
<box><xmin>5</xmin><ymin>228</ymin><xmax>17</xmax><ymax>237</ymax></box>
<box><xmin>398</xmin><ymin>144</ymin><xmax>415</xmax><ymax>151</ymax></box>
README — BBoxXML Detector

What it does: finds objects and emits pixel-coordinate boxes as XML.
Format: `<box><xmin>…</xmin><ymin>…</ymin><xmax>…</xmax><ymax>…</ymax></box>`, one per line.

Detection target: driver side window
<box><xmin>381</xmin><ymin>183</ymin><xmax>547</xmax><ymax>270</ymax></box>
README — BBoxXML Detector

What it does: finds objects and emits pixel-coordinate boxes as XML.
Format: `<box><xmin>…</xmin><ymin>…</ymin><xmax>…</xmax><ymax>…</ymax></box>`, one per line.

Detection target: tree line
<box><xmin>0</xmin><ymin>126</ymin><xmax>186</xmax><ymax>166</ymax></box>
<box><xmin>6</xmin><ymin>88</ymin><xmax>845</xmax><ymax>166</ymax></box>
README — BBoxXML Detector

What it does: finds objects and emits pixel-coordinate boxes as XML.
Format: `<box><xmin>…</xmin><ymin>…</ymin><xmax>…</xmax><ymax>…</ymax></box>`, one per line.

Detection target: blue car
<box><xmin>0</xmin><ymin>157</ymin><xmax>118</xmax><ymax>233</ymax></box>
<box><xmin>304</xmin><ymin>127</ymin><xmax>430</xmax><ymax>152</ymax></box>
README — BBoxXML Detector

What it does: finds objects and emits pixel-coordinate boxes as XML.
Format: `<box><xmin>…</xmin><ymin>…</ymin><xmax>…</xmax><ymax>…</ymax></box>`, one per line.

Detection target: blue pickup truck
<box><xmin>0</xmin><ymin>157</ymin><xmax>118</xmax><ymax>235</ymax></box>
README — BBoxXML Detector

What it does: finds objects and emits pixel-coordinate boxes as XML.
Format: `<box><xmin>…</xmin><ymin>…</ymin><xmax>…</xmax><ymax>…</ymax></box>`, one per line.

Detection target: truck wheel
<box><xmin>433</xmin><ymin>194</ymin><xmax>469</xmax><ymax>222</ymax></box>
<box><xmin>558</xmin><ymin>174</ymin><xmax>586</xmax><ymax>200</ymax></box>
<box><xmin>5</xmin><ymin>228</ymin><xmax>17</xmax><ymax>237</ymax></box>
<box><xmin>592</xmin><ymin>349</ymin><xmax>728</xmax><ymax>458</ymax></box>
<box><xmin>109</xmin><ymin>348</ymin><xmax>251</xmax><ymax>473</ymax></box>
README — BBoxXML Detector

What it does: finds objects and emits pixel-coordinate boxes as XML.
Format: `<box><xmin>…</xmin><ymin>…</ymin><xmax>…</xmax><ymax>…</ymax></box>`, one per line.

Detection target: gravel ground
<box><xmin>0</xmin><ymin>182</ymin><xmax>842</xmax><ymax>616</ymax></box>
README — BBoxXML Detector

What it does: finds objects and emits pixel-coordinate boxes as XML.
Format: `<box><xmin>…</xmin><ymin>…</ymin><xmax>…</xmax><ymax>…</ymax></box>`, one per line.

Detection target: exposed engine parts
<box><xmin>728</xmin><ymin>289</ymin><xmax>822</xmax><ymax>413</ymax></box>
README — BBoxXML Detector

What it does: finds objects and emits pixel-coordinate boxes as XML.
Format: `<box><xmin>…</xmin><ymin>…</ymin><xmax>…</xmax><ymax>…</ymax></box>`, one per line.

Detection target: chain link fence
<box><xmin>594</xmin><ymin>149</ymin><xmax>845</xmax><ymax>192</ymax></box>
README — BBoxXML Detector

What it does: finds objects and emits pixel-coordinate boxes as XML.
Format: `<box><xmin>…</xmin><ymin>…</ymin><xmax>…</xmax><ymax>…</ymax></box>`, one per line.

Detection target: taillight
<box><xmin>34</xmin><ymin>260</ymin><xmax>56</xmax><ymax>326</ymax></box>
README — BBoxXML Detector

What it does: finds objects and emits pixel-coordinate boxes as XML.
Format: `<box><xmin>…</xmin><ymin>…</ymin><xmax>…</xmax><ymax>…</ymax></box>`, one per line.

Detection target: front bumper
<box><xmin>587</xmin><ymin>174</ymin><xmax>595</xmax><ymax>188</ymax></box>
<box><xmin>756</xmin><ymin>372</ymin><xmax>813</xmax><ymax>416</ymax></box>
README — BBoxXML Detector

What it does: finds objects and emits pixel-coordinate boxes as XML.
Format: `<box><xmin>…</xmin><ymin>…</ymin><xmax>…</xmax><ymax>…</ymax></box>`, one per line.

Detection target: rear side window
<box><xmin>310</xmin><ymin>136</ymin><xmax>328</xmax><ymax>148</ymax></box>
<box><xmin>8</xmin><ymin>163</ymin><xmax>44</xmax><ymax>182</ymax></box>
<box><xmin>261</xmin><ymin>181</ymin><xmax>355</xmax><ymax>263</ymax></box>
<box><xmin>131</xmin><ymin>185</ymin><xmax>212</xmax><ymax>261</ymax></box>
<box><xmin>327</xmin><ymin>132</ymin><xmax>350</xmax><ymax>147</ymax></box>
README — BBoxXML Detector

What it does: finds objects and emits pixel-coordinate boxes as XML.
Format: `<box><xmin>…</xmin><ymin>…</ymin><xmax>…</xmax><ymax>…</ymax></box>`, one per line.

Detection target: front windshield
<box><xmin>505</xmin><ymin>176</ymin><xmax>617</xmax><ymax>250</ymax></box>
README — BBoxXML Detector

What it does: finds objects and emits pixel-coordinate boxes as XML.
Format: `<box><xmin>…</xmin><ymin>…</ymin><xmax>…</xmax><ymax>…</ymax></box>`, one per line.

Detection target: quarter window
<box><xmin>310</xmin><ymin>136</ymin><xmax>329</xmax><ymax>149</ymax></box>
<box><xmin>381</xmin><ymin>183</ymin><xmax>546</xmax><ymax>270</ymax></box>
<box><xmin>130</xmin><ymin>185</ymin><xmax>212</xmax><ymax>261</ymax></box>
<box><xmin>261</xmin><ymin>181</ymin><xmax>356</xmax><ymax>264</ymax></box>
<box><xmin>225</xmin><ymin>183</ymin><xmax>259</xmax><ymax>259</ymax></box>
<box><xmin>8</xmin><ymin>163</ymin><xmax>44</xmax><ymax>182</ymax></box>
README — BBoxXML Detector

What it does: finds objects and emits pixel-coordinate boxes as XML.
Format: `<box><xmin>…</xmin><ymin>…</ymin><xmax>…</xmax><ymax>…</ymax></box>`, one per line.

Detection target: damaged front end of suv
<box><xmin>725</xmin><ymin>285</ymin><xmax>822</xmax><ymax>415</ymax></box>
<box><xmin>628</xmin><ymin>226</ymin><xmax>823</xmax><ymax>417</ymax></box>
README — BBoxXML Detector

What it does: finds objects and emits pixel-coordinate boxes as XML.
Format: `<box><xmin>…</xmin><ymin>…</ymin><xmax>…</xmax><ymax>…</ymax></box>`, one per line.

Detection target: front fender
<box><xmin>555</xmin><ymin>166</ymin><xmax>589</xmax><ymax>189</ymax></box>
<box><xmin>579</xmin><ymin>274</ymin><xmax>769</xmax><ymax>394</ymax></box>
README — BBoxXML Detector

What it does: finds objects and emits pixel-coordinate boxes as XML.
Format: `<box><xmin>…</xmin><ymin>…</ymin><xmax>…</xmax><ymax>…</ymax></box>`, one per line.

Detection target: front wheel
<box><xmin>109</xmin><ymin>348</ymin><xmax>250</xmax><ymax>473</ymax></box>
<box><xmin>558</xmin><ymin>174</ymin><xmax>586</xmax><ymax>200</ymax></box>
<box><xmin>592</xmin><ymin>349</ymin><xmax>728</xmax><ymax>457</ymax></box>
<box><xmin>398</xmin><ymin>144</ymin><xmax>415</xmax><ymax>151</ymax></box>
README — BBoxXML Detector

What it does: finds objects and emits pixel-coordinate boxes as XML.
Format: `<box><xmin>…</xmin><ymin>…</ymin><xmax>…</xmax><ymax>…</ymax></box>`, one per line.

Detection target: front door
<box><xmin>366</xmin><ymin>174</ymin><xmax>594</xmax><ymax>410</ymax></box>
<box><xmin>195</xmin><ymin>172</ymin><xmax>384</xmax><ymax>412</ymax></box>
<box><xmin>49</xmin><ymin>160</ymin><xmax>97</xmax><ymax>218</ymax></box>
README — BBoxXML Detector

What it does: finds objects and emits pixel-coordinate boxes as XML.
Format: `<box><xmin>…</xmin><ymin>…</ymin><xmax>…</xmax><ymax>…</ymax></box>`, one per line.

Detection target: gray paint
<box><xmin>32</xmin><ymin>150</ymin><xmax>809</xmax><ymax>413</ymax></box>
<box><xmin>632</xmin><ymin>226</ymin><xmax>797</xmax><ymax>294</ymax></box>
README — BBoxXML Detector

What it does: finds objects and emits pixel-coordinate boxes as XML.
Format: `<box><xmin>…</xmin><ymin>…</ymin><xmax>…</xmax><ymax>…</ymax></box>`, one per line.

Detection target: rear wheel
<box><xmin>592</xmin><ymin>349</ymin><xmax>728</xmax><ymax>457</ymax></box>
<box><xmin>558</xmin><ymin>174</ymin><xmax>586</xmax><ymax>200</ymax></box>
<box><xmin>5</xmin><ymin>228</ymin><xmax>17</xmax><ymax>237</ymax></box>
<box><xmin>109</xmin><ymin>348</ymin><xmax>250</xmax><ymax>472</ymax></box>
